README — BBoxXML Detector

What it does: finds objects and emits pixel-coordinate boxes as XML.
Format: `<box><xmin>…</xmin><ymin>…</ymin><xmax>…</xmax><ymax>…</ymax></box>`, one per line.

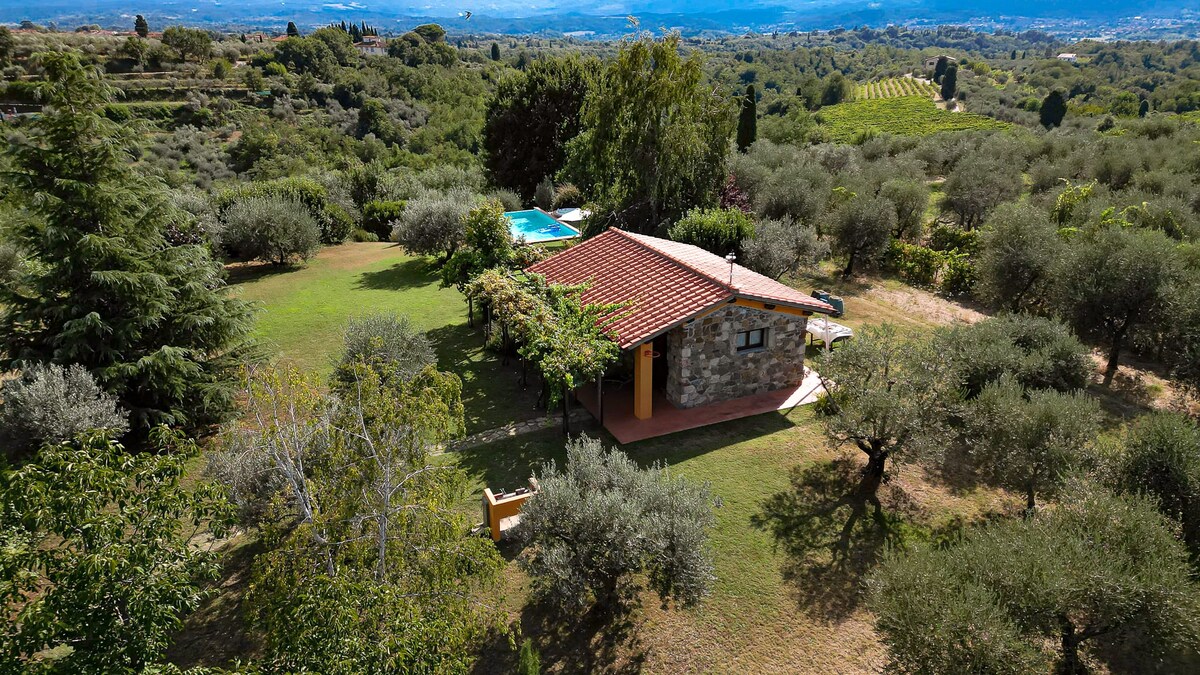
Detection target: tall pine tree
<box><xmin>0</xmin><ymin>53</ymin><xmax>255</xmax><ymax>435</ymax></box>
<box><xmin>736</xmin><ymin>84</ymin><xmax>757</xmax><ymax>153</ymax></box>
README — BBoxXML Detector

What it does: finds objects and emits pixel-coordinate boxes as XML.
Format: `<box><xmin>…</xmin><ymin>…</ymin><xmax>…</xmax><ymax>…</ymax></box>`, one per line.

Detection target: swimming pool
<box><xmin>505</xmin><ymin>209</ymin><xmax>581</xmax><ymax>243</ymax></box>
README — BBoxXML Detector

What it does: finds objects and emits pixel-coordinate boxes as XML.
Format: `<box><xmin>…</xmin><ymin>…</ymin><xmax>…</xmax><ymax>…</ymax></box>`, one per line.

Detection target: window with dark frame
<box><xmin>735</xmin><ymin>328</ymin><xmax>766</xmax><ymax>352</ymax></box>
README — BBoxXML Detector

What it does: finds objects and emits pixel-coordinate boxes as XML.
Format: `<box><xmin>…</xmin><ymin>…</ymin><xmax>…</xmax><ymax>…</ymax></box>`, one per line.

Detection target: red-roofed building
<box><xmin>528</xmin><ymin>229</ymin><xmax>834</xmax><ymax>435</ymax></box>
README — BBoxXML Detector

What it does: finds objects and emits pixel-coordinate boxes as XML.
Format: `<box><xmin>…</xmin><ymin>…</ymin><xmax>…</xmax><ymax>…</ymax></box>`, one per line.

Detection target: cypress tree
<box><xmin>491</xmin><ymin>41</ymin><xmax>501</xmax><ymax>61</ymax></box>
<box><xmin>940</xmin><ymin>64</ymin><xmax>958</xmax><ymax>101</ymax></box>
<box><xmin>0</xmin><ymin>53</ymin><xmax>255</xmax><ymax>436</ymax></box>
<box><xmin>736</xmin><ymin>84</ymin><xmax>757</xmax><ymax>152</ymax></box>
<box><xmin>933</xmin><ymin>55</ymin><xmax>948</xmax><ymax>83</ymax></box>
<box><xmin>286</xmin><ymin>21</ymin><xmax>299</xmax><ymax>37</ymax></box>
<box><xmin>1040</xmin><ymin>90</ymin><xmax>1068</xmax><ymax>128</ymax></box>
<box><xmin>134</xmin><ymin>14</ymin><xmax>148</xmax><ymax>38</ymax></box>
<box><xmin>1139</xmin><ymin>99</ymin><xmax>1150</xmax><ymax>117</ymax></box>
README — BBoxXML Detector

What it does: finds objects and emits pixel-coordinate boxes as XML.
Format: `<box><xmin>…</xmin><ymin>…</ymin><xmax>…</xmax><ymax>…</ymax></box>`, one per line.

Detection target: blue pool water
<box><xmin>505</xmin><ymin>209</ymin><xmax>581</xmax><ymax>243</ymax></box>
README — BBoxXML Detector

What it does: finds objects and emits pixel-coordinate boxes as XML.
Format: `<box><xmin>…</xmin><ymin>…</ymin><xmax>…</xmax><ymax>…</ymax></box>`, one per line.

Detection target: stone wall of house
<box><xmin>665</xmin><ymin>304</ymin><xmax>808</xmax><ymax>408</ymax></box>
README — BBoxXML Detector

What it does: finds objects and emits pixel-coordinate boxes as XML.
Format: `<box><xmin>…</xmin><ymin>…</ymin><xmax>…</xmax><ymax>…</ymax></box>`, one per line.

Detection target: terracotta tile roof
<box><xmin>527</xmin><ymin>228</ymin><xmax>834</xmax><ymax>349</ymax></box>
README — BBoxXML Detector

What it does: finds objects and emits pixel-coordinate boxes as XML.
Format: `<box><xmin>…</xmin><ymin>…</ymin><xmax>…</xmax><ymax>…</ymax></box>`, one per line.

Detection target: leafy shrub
<box><xmin>361</xmin><ymin>200</ymin><xmax>407</xmax><ymax>240</ymax></box>
<box><xmin>887</xmin><ymin>241</ymin><xmax>944</xmax><ymax>286</ymax></box>
<box><xmin>552</xmin><ymin>183</ymin><xmax>585</xmax><ymax>210</ymax></box>
<box><xmin>0</xmin><ymin>363</ymin><xmax>128</xmax><ymax>460</ymax></box>
<box><xmin>939</xmin><ymin>251</ymin><xmax>977</xmax><ymax>297</ymax></box>
<box><xmin>667</xmin><ymin>207</ymin><xmax>755</xmax><ymax>258</ymax></box>
<box><xmin>517</xmin><ymin>639</ymin><xmax>541</xmax><ymax>675</ymax></box>
<box><xmin>928</xmin><ymin>225</ymin><xmax>980</xmax><ymax>255</ymax></box>
<box><xmin>349</xmin><ymin>228</ymin><xmax>379</xmax><ymax>242</ymax></box>
<box><xmin>222</xmin><ymin>195</ymin><xmax>322</xmax><ymax>265</ymax></box>
<box><xmin>334</xmin><ymin>312</ymin><xmax>435</xmax><ymax>386</ymax></box>
<box><xmin>534</xmin><ymin>177</ymin><xmax>554</xmax><ymax>211</ymax></box>
<box><xmin>487</xmin><ymin>188</ymin><xmax>523</xmax><ymax>212</ymax></box>
<box><xmin>321</xmin><ymin>203</ymin><xmax>354</xmax><ymax>244</ymax></box>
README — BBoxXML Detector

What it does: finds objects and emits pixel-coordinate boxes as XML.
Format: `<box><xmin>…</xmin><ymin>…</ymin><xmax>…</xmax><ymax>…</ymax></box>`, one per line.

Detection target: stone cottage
<box><xmin>527</xmin><ymin>228</ymin><xmax>834</xmax><ymax>433</ymax></box>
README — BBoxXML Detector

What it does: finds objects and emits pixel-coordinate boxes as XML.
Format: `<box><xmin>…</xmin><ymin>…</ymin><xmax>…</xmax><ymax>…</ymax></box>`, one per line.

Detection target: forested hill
<box><xmin>8</xmin><ymin>0</ymin><xmax>1199</xmax><ymax>37</ymax></box>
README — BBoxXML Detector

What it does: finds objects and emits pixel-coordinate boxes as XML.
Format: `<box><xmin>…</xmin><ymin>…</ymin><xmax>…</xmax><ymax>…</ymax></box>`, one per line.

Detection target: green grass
<box><xmin>854</xmin><ymin>77</ymin><xmax>939</xmax><ymax>101</ymax></box>
<box><xmin>818</xmin><ymin>96</ymin><xmax>1009</xmax><ymax>142</ymax></box>
<box><xmin>230</xmin><ymin>242</ymin><xmax>541</xmax><ymax>433</ymax></box>
<box><xmin>451</xmin><ymin>403</ymin><xmax>1008</xmax><ymax>672</ymax></box>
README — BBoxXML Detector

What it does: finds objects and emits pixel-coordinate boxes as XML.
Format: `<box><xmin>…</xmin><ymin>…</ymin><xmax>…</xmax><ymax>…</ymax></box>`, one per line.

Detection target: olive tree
<box><xmin>742</xmin><ymin>217</ymin><xmax>828</xmax><ymax>280</ymax></box>
<box><xmin>830</xmin><ymin>195</ymin><xmax>896</xmax><ymax>278</ymax></box>
<box><xmin>941</xmin><ymin>154</ymin><xmax>1023</xmax><ymax>229</ymax></box>
<box><xmin>517</xmin><ymin>435</ymin><xmax>716</xmax><ymax>615</ymax></box>
<box><xmin>975</xmin><ymin>203</ymin><xmax>1064</xmax><ymax>312</ymax></box>
<box><xmin>815</xmin><ymin>325</ymin><xmax>954</xmax><ymax>494</ymax></box>
<box><xmin>879</xmin><ymin>178</ymin><xmax>929</xmax><ymax>241</ymax></box>
<box><xmin>1053</xmin><ymin>225</ymin><xmax>1179</xmax><ymax>385</ymax></box>
<box><xmin>966</xmin><ymin>377</ymin><xmax>1102</xmax><ymax>513</ymax></box>
<box><xmin>1109</xmin><ymin>412</ymin><xmax>1200</xmax><ymax>564</ymax></box>
<box><xmin>392</xmin><ymin>190</ymin><xmax>475</xmax><ymax>264</ymax></box>
<box><xmin>222</xmin><ymin>195</ymin><xmax>322</xmax><ymax>265</ymax></box>
<box><xmin>0</xmin><ymin>363</ymin><xmax>128</xmax><ymax>460</ymax></box>
<box><xmin>333</xmin><ymin>312</ymin><xmax>435</xmax><ymax>387</ymax></box>
<box><xmin>870</xmin><ymin>486</ymin><xmax>1200</xmax><ymax>674</ymax></box>
<box><xmin>933</xmin><ymin>315</ymin><xmax>1092</xmax><ymax>399</ymax></box>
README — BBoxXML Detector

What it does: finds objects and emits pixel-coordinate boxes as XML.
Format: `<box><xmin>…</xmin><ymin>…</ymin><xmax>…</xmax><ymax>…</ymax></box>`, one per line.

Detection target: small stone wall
<box><xmin>665</xmin><ymin>304</ymin><xmax>808</xmax><ymax>408</ymax></box>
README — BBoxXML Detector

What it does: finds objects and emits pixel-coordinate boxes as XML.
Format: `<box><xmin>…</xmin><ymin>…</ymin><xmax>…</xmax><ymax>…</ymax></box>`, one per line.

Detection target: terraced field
<box><xmin>818</xmin><ymin>95</ymin><xmax>1009</xmax><ymax>142</ymax></box>
<box><xmin>855</xmin><ymin>77</ymin><xmax>940</xmax><ymax>101</ymax></box>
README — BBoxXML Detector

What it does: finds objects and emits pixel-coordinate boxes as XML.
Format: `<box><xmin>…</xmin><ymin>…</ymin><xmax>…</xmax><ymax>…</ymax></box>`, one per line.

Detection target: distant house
<box><xmin>1058</xmin><ymin>53</ymin><xmax>1079</xmax><ymax>62</ymax></box>
<box><xmin>244</xmin><ymin>32</ymin><xmax>270</xmax><ymax>44</ymax></box>
<box><xmin>924</xmin><ymin>55</ymin><xmax>957</xmax><ymax>70</ymax></box>
<box><xmin>354</xmin><ymin>35</ymin><xmax>387</xmax><ymax>57</ymax></box>
<box><xmin>528</xmin><ymin>228</ymin><xmax>835</xmax><ymax>442</ymax></box>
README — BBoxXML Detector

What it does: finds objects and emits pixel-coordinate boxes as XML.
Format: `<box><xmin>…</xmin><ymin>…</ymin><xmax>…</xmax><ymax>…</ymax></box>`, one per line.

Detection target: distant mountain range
<box><xmin>6</xmin><ymin>0</ymin><xmax>1199</xmax><ymax>38</ymax></box>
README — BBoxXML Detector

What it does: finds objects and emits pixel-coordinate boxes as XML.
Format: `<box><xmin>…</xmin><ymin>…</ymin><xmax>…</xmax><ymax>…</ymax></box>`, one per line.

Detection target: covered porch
<box><xmin>576</xmin><ymin>365</ymin><xmax>825</xmax><ymax>444</ymax></box>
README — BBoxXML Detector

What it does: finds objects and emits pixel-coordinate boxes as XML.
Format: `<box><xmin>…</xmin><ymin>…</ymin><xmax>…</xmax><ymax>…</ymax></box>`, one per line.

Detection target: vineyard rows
<box><xmin>818</xmin><ymin>96</ymin><xmax>1009</xmax><ymax>142</ymax></box>
<box><xmin>855</xmin><ymin>77</ymin><xmax>940</xmax><ymax>101</ymax></box>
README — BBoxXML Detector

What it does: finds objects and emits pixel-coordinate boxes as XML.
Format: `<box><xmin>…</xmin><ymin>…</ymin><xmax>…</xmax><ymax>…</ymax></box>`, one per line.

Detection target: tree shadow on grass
<box><xmin>166</xmin><ymin>534</ymin><xmax>264</xmax><ymax>669</ymax></box>
<box><xmin>224</xmin><ymin>261</ymin><xmax>299</xmax><ymax>285</ymax></box>
<box><xmin>751</xmin><ymin>458</ymin><xmax>921</xmax><ymax>623</ymax></box>
<box><xmin>425</xmin><ymin>322</ymin><xmax>545</xmax><ymax>435</ymax></box>
<box><xmin>472</xmin><ymin>593</ymin><xmax>647</xmax><ymax>675</ymax></box>
<box><xmin>354</xmin><ymin>257</ymin><xmax>440</xmax><ymax>291</ymax></box>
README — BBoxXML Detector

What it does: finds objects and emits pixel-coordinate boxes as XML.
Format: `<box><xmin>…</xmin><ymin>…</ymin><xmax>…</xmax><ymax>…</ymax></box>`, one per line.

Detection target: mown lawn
<box><xmin>817</xmin><ymin>96</ymin><xmax>1009</xmax><ymax>142</ymax></box>
<box><xmin>229</xmin><ymin>242</ymin><xmax>541</xmax><ymax>433</ymax></box>
<box><xmin>450</xmin><ymin>407</ymin><xmax>1012</xmax><ymax>673</ymax></box>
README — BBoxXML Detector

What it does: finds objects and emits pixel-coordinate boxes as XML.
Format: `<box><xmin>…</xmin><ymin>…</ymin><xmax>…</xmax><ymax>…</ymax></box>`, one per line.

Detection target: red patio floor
<box><xmin>575</xmin><ymin>369</ymin><xmax>825</xmax><ymax>444</ymax></box>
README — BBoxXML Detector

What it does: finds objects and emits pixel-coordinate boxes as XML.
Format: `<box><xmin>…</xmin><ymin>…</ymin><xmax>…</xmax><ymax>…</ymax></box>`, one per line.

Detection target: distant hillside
<box><xmin>4</xmin><ymin>0</ymin><xmax>1198</xmax><ymax>37</ymax></box>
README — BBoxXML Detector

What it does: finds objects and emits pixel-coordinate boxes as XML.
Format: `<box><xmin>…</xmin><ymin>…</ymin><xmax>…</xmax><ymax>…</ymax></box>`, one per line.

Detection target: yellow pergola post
<box><xmin>633</xmin><ymin>342</ymin><xmax>653</xmax><ymax>420</ymax></box>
